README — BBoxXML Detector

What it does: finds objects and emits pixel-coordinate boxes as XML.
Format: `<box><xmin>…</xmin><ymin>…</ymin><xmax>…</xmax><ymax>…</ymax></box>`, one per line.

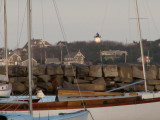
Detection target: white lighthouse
<box><xmin>94</xmin><ymin>33</ymin><xmax>101</xmax><ymax>43</ymax></box>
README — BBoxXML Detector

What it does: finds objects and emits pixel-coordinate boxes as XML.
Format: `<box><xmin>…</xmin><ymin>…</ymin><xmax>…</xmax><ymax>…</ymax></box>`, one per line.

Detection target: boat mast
<box><xmin>4</xmin><ymin>0</ymin><xmax>8</xmax><ymax>79</ymax></box>
<box><xmin>27</xmin><ymin>0</ymin><xmax>33</xmax><ymax>116</ymax></box>
<box><xmin>134</xmin><ymin>0</ymin><xmax>148</xmax><ymax>92</ymax></box>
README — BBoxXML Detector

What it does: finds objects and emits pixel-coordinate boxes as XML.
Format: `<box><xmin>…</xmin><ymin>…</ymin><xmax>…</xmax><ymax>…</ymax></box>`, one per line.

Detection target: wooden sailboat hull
<box><xmin>0</xmin><ymin>83</ymin><xmax>12</xmax><ymax>98</ymax></box>
<box><xmin>1</xmin><ymin>96</ymin><xmax>160</xmax><ymax>120</ymax></box>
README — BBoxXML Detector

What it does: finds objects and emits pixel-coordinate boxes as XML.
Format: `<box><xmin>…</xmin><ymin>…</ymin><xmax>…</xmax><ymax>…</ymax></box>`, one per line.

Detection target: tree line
<box><xmin>30</xmin><ymin>39</ymin><xmax>160</xmax><ymax>65</ymax></box>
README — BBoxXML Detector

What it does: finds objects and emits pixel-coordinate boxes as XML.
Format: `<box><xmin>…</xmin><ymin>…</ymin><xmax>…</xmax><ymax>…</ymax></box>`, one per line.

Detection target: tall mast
<box><xmin>134</xmin><ymin>0</ymin><xmax>148</xmax><ymax>92</ymax></box>
<box><xmin>4</xmin><ymin>0</ymin><xmax>8</xmax><ymax>78</ymax></box>
<box><xmin>27</xmin><ymin>0</ymin><xmax>33</xmax><ymax>116</ymax></box>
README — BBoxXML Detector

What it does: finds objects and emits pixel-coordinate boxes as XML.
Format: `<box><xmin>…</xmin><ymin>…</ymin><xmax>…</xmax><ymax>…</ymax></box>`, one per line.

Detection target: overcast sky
<box><xmin>0</xmin><ymin>0</ymin><xmax>160</xmax><ymax>49</ymax></box>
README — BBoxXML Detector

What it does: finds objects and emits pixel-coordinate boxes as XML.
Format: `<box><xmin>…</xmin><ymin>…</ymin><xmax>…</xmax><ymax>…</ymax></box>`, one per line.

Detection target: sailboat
<box><xmin>0</xmin><ymin>0</ymin><xmax>88</xmax><ymax>120</ymax></box>
<box><xmin>1</xmin><ymin>0</ymin><xmax>160</xmax><ymax>120</ymax></box>
<box><xmin>0</xmin><ymin>0</ymin><xmax>12</xmax><ymax>98</ymax></box>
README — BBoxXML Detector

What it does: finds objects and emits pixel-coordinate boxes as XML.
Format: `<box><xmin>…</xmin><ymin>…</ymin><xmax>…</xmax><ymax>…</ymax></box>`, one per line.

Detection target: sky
<box><xmin>0</xmin><ymin>0</ymin><xmax>160</xmax><ymax>49</ymax></box>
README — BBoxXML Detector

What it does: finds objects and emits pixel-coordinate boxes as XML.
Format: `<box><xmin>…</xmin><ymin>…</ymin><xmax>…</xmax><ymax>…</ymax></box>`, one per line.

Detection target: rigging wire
<box><xmin>0</xmin><ymin>0</ymin><xmax>3</xmax><ymax>21</ymax></box>
<box><xmin>141</xmin><ymin>0</ymin><xmax>151</xmax><ymax>41</ymax></box>
<box><xmin>0</xmin><ymin>91</ymin><xmax>28</xmax><ymax>111</ymax></box>
<box><xmin>52</xmin><ymin>0</ymin><xmax>67</xmax><ymax>42</ymax></box>
<box><xmin>139</xmin><ymin>0</ymin><xmax>150</xmax><ymax>40</ymax></box>
<box><xmin>100</xmin><ymin>0</ymin><xmax>110</xmax><ymax>37</ymax></box>
<box><xmin>51</xmin><ymin>0</ymin><xmax>87</xmax><ymax>109</ymax></box>
<box><xmin>51</xmin><ymin>0</ymin><xmax>94</xmax><ymax>119</ymax></box>
<box><xmin>16</xmin><ymin>0</ymin><xmax>20</xmax><ymax>49</ymax></box>
<box><xmin>127</xmin><ymin>0</ymin><xmax>131</xmax><ymax>44</ymax></box>
<box><xmin>41</xmin><ymin>0</ymin><xmax>46</xmax><ymax>64</ymax></box>
<box><xmin>17</xmin><ymin>1</ymin><xmax>27</xmax><ymax>49</ymax></box>
<box><xmin>41</xmin><ymin>0</ymin><xmax>45</xmax><ymax>41</ymax></box>
<box><xmin>145</xmin><ymin>0</ymin><xmax>160</xmax><ymax>38</ymax></box>
<box><xmin>0</xmin><ymin>0</ymin><xmax>4</xmax><ymax>47</ymax></box>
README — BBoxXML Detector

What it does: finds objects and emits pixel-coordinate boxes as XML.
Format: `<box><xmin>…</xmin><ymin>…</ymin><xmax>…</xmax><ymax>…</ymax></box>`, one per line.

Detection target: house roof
<box><xmin>64</xmin><ymin>50</ymin><xmax>85</xmax><ymax>58</ymax></box>
<box><xmin>23</xmin><ymin>39</ymin><xmax>52</xmax><ymax>49</ymax></box>
<box><xmin>57</xmin><ymin>41</ymin><xmax>67</xmax><ymax>47</ymax></box>
<box><xmin>8</xmin><ymin>53</ymin><xmax>21</xmax><ymax>58</ymax></box>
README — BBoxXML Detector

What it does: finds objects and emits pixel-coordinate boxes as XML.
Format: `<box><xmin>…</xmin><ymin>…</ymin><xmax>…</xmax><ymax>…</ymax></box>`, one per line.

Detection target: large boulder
<box><xmin>147</xmin><ymin>79</ymin><xmax>160</xmax><ymax>85</ymax></box>
<box><xmin>77</xmin><ymin>66</ymin><xmax>89</xmax><ymax>77</ymax></box>
<box><xmin>146</xmin><ymin>66</ymin><xmax>158</xmax><ymax>80</ymax></box>
<box><xmin>67</xmin><ymin>76</ymin><xmax>74</xmax><ymax>83</ymax></box>
<box><xmin>47</xmin><ymin>65</ymin><xmax>63</xmax><ymax>75</ymax></box>
<box><xmin>74</xmin><ymin>78</ymin><xmax>90</xmax><ymax>84</ymax></box>
<box><xmin>132</xmin><ymin>65</ymin><xmax>143</xmax><ymax>79</ymax></box>
<box><xmin>0</xmin><ymin>66</ymin><xmax>5</xmax><ymax>74</ymax></box>
<box><xmin>92</xmin><ymin>77</ymin><xmax>106</xmax><ymax>85</ymax></box>
<box><xmin>64</xmin><ymin>65</ymin><xmax>76</xmax><ymax>77</ymax></box>
<box><xmin>9</xmin><ymin>66</ymin><xmax>27</xmax><ymax>77</ymax></box>
<box><xmin>113</xmin><ymin>77</ymin><xmax>133</xmax><ymax>83</ymax></box>
<box><xmin>33</xmin><ymin>65</ymin><xmax>46</xmax><ymax>75</ymax></box>
<box><xmin>132</xmin><ymin>65</ymin><xmax>157</xmax><ymax>79</ymax></box>
<box><xmin>0</xmin><ymin>66</ymin><xmax>27</xmax><ymax>77</ymax></box>
<box><xmin>114</xmin><ymin>77</ymin><xmax>121</xmax><ymax>82</ymax></box>
<box><xmin>84</xmin><ymin>77</ymin><xmax>95</xmax><ymax>81</ymax></box>
<box><xmin>25</xmin><ymin>76</ymin><xmax>38</xmax><ymax>90</ymax></box>
<box><xmin>51</xmin><ymin>77</ymin><xmax>64</xmax><ymax>88</ymax></box>
<box><xmin>38</xmin><ymin>75</ymin><xmax>51</xmax><ymax>83</ymax></box>
<box><xmin>12</xmin><ymin>82</ymin><xmax>26</xmax><ymax>94</ymax></box>
<box><xmin>89</xmin><ymin>65</ymin><xmax>102</xmax><ymax>77</ymax></box>
<box><xmin>37</xmin><ymin>82</ymin><xmax>53</xmax><ymax>91</ymax></box>
<box><xmin>63</xmin><ymin>81</ymin><xmax>75</xmax><ymax>89</ymax></box>
<box><xmin>121</xmin><ymin>78</ymin><xmax>133</xmax><ymax>83</ymax></box>
<box><xmin>46</xmin><ymin>82</ymin><xmax>54</xmax><ymax>92</ymax></box>
<box><xmin>9</xmin><ymin>77</ymin><xmax>28</xmax><ymax>83</ymax></box>
<box><xmin>118</xmin><ymin>66</ymin><xmax>132</xmax><ymax>78</ymax></box>
<box><xmin>103</xmin><ymin>65</ymin><xmax>118</xmax><ymax>77</ymax></box>
<box><xmin>158</xmin><ymin>67</ymin><xmax>160</xmax><ymax>79</ymax></box>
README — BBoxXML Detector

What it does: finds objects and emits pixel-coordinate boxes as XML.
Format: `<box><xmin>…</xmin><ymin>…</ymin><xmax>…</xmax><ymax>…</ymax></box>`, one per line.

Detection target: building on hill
<box><xmin>21</xmin><ymin>58</ymin><xmax>38</xmax><ymax>66</ymax></box>
<box><xmin>14</xmin><ymin>48</ymin><xmax>25</xmax><ymax>56</ymax></box>
<box><xmin>100</xmin><ymin>50</ymin><xmax>128</xmax><ymax>62</ymax></box>
<box><xmin>0</xmin><ymin>48</ymin><xmax>4</xmax><ymax>59</ymax></box>
<box><xmin>57</xmin><ymin>41</ymin><xmax>66</xmax><ymax>47</ymax></box>
<box><xmin>22</xmin><ymin>39</ymin><xmax>52</xmax><ymax>51</ymax></box>
<box><xmin>137</xmin><ymin>56</ymin><xmax>150</xmax><ymax>64</ymax></box>
<box><xmin>0</xmin><ymin>50</ymin><xmax>39</xmax><ymax>66</ymax></box>
<box><xmin>101</xmin><ymin>50</ymin><xmax>128</xmax><ymax>56</ymax></box>
<box><xmin>0</xmin><ymin>53</ymin><xmax>22</xmax><ymax>66</ymax></box>
<box><xmin>8</xmin><ymin>53</ymin><xmax>22</xmax><ymax>65</ymax></box>
<box><xmin>64</xmin><ymin>50</ymin><xmax>85</xmax><ymax>65</ymax></box>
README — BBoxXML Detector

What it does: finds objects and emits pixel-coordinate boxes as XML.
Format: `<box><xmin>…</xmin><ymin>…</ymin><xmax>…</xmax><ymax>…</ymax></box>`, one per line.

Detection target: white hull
<box><xmin>5</xmin><ymin>101</ymin><xmax>160</xmax><ymax>120</ymax></box>
<box><xmin>0</xmin><ymin>83</ymin><xmax>12</xmax><ymax>98</ymax></box>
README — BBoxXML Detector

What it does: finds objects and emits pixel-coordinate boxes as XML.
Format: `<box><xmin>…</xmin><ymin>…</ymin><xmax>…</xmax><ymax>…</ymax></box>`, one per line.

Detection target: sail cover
<box><xmin>0</xmin><ymin>74</ymin><xmax>9</xmax><ymax>82</ymax></box>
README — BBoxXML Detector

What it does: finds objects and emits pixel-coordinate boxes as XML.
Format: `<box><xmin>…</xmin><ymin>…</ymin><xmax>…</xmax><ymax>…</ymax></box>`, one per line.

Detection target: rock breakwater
<box><xmin>0</xmin><ymin>64</ymin><xmax>159</xmax><ymax>94</ymax></box>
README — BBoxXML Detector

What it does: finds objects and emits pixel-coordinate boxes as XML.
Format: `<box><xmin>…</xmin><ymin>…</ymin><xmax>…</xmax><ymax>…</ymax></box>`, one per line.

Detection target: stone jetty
<box><xmin>1</xmin><ymin>64</ymin><xmax>160</xmax><ymax>94</ymax></box>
